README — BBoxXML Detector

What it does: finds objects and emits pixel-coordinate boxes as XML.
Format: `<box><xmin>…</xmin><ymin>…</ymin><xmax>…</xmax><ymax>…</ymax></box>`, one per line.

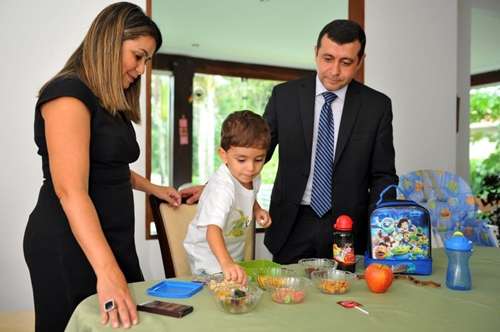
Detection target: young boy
<box><xmin>183</xmin><ymin>111</ymin><xmax>272</xmax><ymax>284</ymax></box>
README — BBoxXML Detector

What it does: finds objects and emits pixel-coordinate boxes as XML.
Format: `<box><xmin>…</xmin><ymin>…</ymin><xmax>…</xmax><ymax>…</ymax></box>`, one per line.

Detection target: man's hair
<box><xmin>40</xmin><ymin>2</ymin><xmax>162</xmax><ymax>123</ymax></box>
<box><xmin>220</xmin><ymin>110</ymin><xmax>270</xmax><ymax>151</ymax></box>
<box><xmin>316</xmin><ymin>19</ymin><xmax>366</xmax><ymax>60</ymax></box>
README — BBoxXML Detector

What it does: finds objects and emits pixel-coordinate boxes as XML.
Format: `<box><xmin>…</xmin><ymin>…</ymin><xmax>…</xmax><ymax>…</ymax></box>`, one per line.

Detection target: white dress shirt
<box><xmin>301</xmin><ymin>75</ymin><xmax>347</xmax><ymax>205</ymax></box>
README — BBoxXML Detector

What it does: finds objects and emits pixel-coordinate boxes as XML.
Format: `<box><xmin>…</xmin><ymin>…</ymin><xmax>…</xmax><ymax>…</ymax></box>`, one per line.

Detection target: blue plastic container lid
<box><xmin>444</xmin><ymin>231</ymin><xmax>473</xmax><ymax>251</ymax></box>
<box><xmin>147</xmin><ymin>280</ymin><xmax>203</xmax><ymax>298</ymax></box>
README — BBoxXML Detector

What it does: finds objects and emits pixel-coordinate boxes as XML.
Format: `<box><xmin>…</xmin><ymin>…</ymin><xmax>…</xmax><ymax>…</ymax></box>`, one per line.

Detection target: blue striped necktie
<box><xmin>311</xmin><ymin>92</ymin><xmax>337</xmax><ymax>217</ymax></box>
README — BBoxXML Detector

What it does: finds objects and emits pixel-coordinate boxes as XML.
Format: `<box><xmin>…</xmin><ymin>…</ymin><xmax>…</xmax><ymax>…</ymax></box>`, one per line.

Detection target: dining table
<box><xmin>65</xmin><ymin>247</ymin><xmax>500</xmax><ymax>332</ymax></box>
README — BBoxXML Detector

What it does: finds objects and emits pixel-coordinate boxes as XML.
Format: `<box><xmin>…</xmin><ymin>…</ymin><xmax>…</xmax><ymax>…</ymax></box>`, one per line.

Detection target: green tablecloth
<box><xmin>65</xmin><ymin>248</ymin><xmax>500</xmax><ymax>332</ymax></box>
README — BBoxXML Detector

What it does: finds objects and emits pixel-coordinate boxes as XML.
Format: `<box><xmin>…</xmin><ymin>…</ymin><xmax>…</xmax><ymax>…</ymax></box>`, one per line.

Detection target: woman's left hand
<box><xmin>152</xmin><ymin>185</ymin><xmax>181</xmax><ymax>207</ymax></box>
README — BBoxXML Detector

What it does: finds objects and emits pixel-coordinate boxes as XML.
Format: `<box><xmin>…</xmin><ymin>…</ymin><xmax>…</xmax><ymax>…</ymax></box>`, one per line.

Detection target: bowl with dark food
<box><xmin>311</xmin><ymin>268</ymin><xmax>356</xmax><ymax>295</ymax></box>
<box><xmin>298</xmin><ymin>258</ymin><xmax>338</xmax><ymax>278</ymax></box>
<box><xmin>212</xmin><ymin>283</ymin><xmax>263</xmax><ymax>314</ymax></box>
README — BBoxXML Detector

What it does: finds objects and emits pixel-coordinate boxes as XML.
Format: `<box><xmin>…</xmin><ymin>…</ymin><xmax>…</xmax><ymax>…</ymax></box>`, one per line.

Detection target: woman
<box><xmin>23</xmin><ymin>3</ymin><xmax>178</xmax><ymax>331</ymax></box>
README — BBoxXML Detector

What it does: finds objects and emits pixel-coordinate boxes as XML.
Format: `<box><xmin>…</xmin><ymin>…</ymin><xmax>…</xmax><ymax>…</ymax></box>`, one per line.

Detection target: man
<box><xmin>263</xmin><ymin>19</ymin><xmax>398</xmax><ymax>264</ymax></box>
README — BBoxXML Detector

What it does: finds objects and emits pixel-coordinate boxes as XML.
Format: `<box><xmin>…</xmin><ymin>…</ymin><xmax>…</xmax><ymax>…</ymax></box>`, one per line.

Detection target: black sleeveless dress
<box><xmin>23</xmin><ymin>77</ymin><xmax>144</xmax><ymax>332</ymax></box>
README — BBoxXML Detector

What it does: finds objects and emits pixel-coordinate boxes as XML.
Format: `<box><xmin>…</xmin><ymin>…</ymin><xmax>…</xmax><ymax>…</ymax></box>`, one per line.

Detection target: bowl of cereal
<box><xmin>212</xmin><ymin>283</ymin><xmax>263</xmax><ymax>314</ymax></box>
<box><xmin>310</xmin><ymin>268</ymin><xmax>356</xmax><ymax>295</ymax></box>
<box><xmin>298</xmin><ymin>258</ymin><xmax>338</xmax><ymax>278</ymax></box>
<box><xmin>269</xmin><ymin>277</ymin><xmax>309</xmax><ymax>304</ymax></box>
<box><xmin>255</xmin><ymin>267</ymin><xmax>296</xmax><ymax>290</ymax></box>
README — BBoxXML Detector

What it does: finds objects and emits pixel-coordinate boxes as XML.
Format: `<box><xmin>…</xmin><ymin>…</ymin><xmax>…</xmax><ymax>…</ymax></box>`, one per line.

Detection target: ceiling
<box><xmin>153</xmin><ymin>0</ymin><xmax>499</xmax><ymax>74</ymax></box>
<box><xmin>153</xmin><ymin>0</ymin><xmax>348</xmax><ymax>70</ymax></box>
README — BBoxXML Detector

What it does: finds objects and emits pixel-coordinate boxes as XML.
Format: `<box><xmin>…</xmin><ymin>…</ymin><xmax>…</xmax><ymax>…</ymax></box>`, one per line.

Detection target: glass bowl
<box><xmin>310</xmin><ymin>268</ymin><xmax>356</xmax><ymax>295</ymax></box>
<box><xmin>269</xmin><ymin>277</ymin><xmax>309</xmax><ymax>304</ymax></box>
<box><xmin>212</xmin><ymin>283</ymin><xmax>263</xmax><ymax>314</ymax></box>
<box><xmin>255</xmin><ymin>267</ymin><xmax>297</xmax><ymax>290</ymax></box>
<box><xmin>298</xmin><ymin>258</ymin><xmax>338</xmax><ymax>278</ymax></box>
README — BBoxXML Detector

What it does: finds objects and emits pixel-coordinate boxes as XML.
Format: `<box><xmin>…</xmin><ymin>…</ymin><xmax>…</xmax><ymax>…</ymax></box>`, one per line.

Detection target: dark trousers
<box><xmin>273</xmin><ymin>205</ymin><xmax>334</xmax><ymax>264</ymax></box>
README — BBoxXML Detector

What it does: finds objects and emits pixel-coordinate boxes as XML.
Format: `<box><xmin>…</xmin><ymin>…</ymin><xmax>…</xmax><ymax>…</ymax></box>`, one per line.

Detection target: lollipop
<box><xmin>337</xmin><ymin>300</ymin><xmax>369</xmax><ymax>315</ymax></box>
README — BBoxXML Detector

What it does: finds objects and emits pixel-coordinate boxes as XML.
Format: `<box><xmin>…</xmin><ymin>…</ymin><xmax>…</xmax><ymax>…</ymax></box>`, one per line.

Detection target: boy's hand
<box><xmin>255</xmin><ymin>208</ymin><xmax>272</xmax><ymax>228</ymax></box>
<box><xmin>221</xmin><ymin>261</ymin><xmax>247</xmax><ymax>285</ymax></box>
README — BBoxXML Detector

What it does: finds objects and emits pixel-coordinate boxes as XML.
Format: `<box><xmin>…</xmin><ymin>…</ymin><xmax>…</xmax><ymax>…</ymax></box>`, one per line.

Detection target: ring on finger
<box><xmin>104</xmin><ymin>299</ymin><xmax>116</xmax><ymax>312</ymax></box>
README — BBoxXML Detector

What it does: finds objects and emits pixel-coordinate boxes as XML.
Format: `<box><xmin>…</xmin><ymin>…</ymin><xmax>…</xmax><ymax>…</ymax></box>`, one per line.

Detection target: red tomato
<box><xmin>365</xmin><ymin>263</ymin><xmax>393</xmax><ymax>293</ymax></box>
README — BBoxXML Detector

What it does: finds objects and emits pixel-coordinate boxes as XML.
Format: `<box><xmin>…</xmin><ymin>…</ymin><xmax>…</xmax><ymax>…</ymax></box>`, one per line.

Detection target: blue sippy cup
<box><xmin>444</xmin><ymin>231</ymin><xmax>473</xmax><ymax>291</ymax></box>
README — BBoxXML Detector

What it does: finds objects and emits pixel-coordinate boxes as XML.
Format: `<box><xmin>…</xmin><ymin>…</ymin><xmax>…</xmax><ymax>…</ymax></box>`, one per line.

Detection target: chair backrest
<box><xmin>398</xmin><ymin>170</ymin><xmax>496</xmax><ymax>247</ymax></box>
<box><xmin>149</xmin><ymin>195</ymin><xmax>255</xmax><ymax>278</ymax></box>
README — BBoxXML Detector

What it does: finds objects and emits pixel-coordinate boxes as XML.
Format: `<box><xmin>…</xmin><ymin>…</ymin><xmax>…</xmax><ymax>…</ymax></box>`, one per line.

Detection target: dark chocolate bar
<box><xmin>137</xmin><ymin>300</ymin><xmax>193</xmax><ymax>318</ymax></box>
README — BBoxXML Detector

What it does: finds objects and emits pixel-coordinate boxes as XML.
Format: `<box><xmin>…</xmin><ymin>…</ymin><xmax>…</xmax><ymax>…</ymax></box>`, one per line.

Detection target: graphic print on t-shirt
<box><xmin>225</xmin><ymin>209</ymin><xmax>251</xmax><ymax>238</ymax></box>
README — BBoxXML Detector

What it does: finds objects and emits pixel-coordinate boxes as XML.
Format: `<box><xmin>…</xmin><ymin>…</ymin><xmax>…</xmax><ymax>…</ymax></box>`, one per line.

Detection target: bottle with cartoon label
<box><xmin>333</xmin><ymin>215</ymin><xmax>356</xmax><ymax>273</ymax></box>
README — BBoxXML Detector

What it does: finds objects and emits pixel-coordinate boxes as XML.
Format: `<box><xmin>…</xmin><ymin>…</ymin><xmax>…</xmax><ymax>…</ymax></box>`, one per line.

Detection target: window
<box><xmin>151</xmin><ymin>70</ymin><xmax>174</xmax><ymax>187</ymax></box>
<box><xmin>469</xmin><ymin>84</ymin><xmax>500</xmax><ymax>194</ymax></box>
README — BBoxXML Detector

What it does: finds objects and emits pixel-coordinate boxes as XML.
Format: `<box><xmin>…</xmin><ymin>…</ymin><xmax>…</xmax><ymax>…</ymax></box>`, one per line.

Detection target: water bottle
<box><xmin>444</xmin><ymin>231</ymin><xmax>473</xmax><ymax>291</ymax></box>
<box><xmin>333</xmin><ymin>215</ymin><xmax>356</xmax><ymax>272</ymax></box>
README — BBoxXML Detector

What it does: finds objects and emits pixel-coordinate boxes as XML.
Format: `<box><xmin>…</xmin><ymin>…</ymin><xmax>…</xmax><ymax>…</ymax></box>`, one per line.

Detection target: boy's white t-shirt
<box><xmin>183</xmin><ymin>164</ymin><xmax>260</xmax><ymax>274</ymax></box>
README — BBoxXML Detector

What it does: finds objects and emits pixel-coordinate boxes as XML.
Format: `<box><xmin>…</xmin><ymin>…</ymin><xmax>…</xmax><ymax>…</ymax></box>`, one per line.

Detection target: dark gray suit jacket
<box><xmin>263</xmin><ymin>74</ymin><xmax>398</xmax><ymax>255</ymax></box>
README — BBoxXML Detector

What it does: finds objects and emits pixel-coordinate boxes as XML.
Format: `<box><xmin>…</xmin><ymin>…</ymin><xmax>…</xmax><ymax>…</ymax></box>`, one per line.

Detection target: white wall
<box><xmin>365</xmin><ymin>0</ymin><xmax>458</xmax><ymax>176</ymax></box>
<box><xmin>0</xmin><ymin>0</ymin><xmax>466</xmax><ymax>311</ymax></box>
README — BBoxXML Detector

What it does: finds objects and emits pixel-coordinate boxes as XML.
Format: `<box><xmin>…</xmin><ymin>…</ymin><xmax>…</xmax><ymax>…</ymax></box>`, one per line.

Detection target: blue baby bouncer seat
<box><xmin>398</xmin><ymin>170</ymin><xmax>497</xmax><ymax>247</ymax></box>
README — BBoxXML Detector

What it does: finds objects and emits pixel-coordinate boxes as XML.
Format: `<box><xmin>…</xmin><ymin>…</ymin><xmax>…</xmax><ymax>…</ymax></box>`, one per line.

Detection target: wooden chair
<box><xmin>149</xmin><ymin>195</ymin><xmax>255</xmax><ymax>278</ymax></box>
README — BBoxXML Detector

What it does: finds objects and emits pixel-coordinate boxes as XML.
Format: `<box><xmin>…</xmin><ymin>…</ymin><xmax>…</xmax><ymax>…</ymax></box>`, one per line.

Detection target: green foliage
<box><xmin>475</xmin><ymin>173</ymin><xmax>500</xmax><ymax>228</ymax></box>
<box><xmin>469</xmin><ymin>87</ymin><xmax>500</xmax><ymax>124</ymax></box>
<box><xmin>469</xmin><ymin>86</ymin><xmax>500</xmax><ymax>199</ymax></box>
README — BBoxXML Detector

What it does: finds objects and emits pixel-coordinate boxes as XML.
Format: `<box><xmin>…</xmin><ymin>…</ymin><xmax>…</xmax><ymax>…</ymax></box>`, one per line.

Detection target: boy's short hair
<box><xmin>220</xmin><ymin>110</ymin><xmax>270</xmax><ymax>151</ymax></box>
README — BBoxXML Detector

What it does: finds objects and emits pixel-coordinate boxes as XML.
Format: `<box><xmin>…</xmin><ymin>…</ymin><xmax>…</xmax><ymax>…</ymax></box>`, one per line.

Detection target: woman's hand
<box><xmin>151</xmin><ymin>185</ymin><xmax>181</xmax><ymax>207</ymax></box>
<box><xmin>179</xmin><ymin>185</ymin><xmax>205</xmax><ymax>204</ymax></box>
<box><xmin>97</xmin><ymin>265</ymin><xmax>137</xmax><ymax>329</ymax></box>
<box><xmin>129</xmin><ymin>171</ymin><xmax>180</xmax><ymax>206</ymax></box>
